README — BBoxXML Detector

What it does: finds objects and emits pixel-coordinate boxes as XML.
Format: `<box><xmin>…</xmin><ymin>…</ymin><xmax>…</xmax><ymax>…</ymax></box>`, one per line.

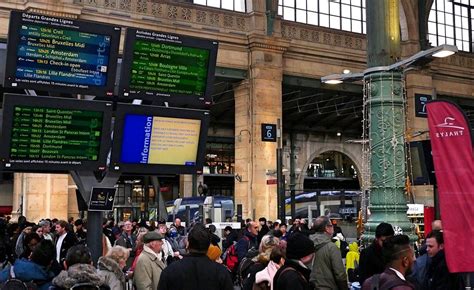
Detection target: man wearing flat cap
<box><xmin>134</xmin><ymin>232</ymin><xmax>166</xmax><ymax>290</ymax></box>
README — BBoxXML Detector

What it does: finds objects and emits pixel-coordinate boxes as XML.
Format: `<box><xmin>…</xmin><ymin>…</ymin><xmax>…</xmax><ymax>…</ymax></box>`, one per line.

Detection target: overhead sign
<box><xmin>88</xmin><ymin>187</ymin><xmax>116</xmax><ymax>211</ymax></box>
<box><xmin>261</xmin><ymin>123</ymin><xmax>277</xmax><ymax>142</ymax></box>
<box><xmin>415</xmin><ymin>94</ymin><xmax>432</xmax><ymax>118</ymax></box>
<box><xmin>110</xmin><ymin>103</ymin><xmax>210</xmax><ymax>174</ymax></box>
<box><xmin>120</xmin><ymin>28</ymin><xmax>218</xmax><ymax>107</ymax></box>
<box><xmin>4</xmin><ymin>11</ymin><xmax>120</xmax><ymax>96</ymax></box>
<box><xmin>0</xmin><ymin>94</ymin><xmax>112</xmax><ymax>172</ymax></box>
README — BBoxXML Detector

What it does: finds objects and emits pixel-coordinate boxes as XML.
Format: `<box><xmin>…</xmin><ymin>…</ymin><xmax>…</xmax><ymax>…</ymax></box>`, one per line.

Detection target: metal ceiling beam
<box><xmin>283</xmin><ymin>75</ymin><xmax>363</xmax><ymax>94</ymax></box>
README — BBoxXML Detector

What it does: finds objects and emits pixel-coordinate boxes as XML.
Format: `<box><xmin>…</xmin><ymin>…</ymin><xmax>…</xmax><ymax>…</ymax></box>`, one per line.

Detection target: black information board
<box><xmin>0</xmin><ymin>94</ymin><xmax>112</xmax><ymax>172</ymax></box>
<box><xmin>261</xmin><ymin>123</ymin><xmax>277</xmax><ymax>142</ymax></box>
<box><xmin>119</xmin><ymin>28</ymin><xmax>218</xmax><ymax>107</ymax></box>
<box><xmin>415</xmin><ymin>94</ymin><xmax>432</xmax><ymax>118</ymax></box>
<box><xmin>88</xmin><ymin>187</ymin><xmax>116</xmax><ymax>211</ymax></box>
<box><xmin>4</xmin><ymin>11</ymin><xmax>120</xmax><ymax>96</ymax></box>
<box><xmin>110</xmin><ymin>103</ymin><xmax>210</xmax><ymax>174</ymax></box>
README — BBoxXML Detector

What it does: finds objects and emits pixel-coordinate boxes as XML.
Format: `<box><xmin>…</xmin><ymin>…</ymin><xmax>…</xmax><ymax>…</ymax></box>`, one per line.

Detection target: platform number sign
<box><xmin>261</xmin><ymin>124</ymin><xmax>277</xmax><ymax>142</ymax></box>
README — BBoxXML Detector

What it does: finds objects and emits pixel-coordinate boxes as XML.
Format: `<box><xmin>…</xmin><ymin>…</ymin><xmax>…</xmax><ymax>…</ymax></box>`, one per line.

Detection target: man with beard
<box><xmin>358</xmin><ymin>222</ymin><xmax>394</xmax><ymax>285</ymax></box>
<box><xmin>362</xmin><ymin>235</ymin><xmax>415</xmax><ymax>290</ymax></box>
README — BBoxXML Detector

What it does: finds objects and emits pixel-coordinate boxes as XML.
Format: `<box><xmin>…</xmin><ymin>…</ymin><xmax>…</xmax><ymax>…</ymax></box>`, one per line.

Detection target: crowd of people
<box><xmin>0</xmin><ymin>214</ymin><xmax>470</xmax><ymax>290</ymax></box>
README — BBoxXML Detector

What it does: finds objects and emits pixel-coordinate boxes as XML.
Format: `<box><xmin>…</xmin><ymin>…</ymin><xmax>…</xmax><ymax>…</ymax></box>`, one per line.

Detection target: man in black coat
<box><xmin>422</xmin><ymin>230</ymin><xmax>460</xmax><ymax>290</ymax></box>
<box><xmin>158</xmin><ymin>223</ymin><xmax>233</xmax><ymax>290</ymax></box>
<box><xmin>54</xmin><ymin>220</ymin><xmax>78</xmax><ymax>266</ymax></box>
<box><xmin>358</xmin><ymin>222</ymin><xmax>394</xmax><ymax>285</ymax></box>
<box><xmin>273</xmin><ymin>232</ymin><xmax>314</xmax><ymax>290</ymax></box>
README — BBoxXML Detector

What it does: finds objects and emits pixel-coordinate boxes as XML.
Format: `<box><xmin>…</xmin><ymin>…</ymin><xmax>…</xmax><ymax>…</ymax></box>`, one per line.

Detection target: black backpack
<box><xmin>234</xmin><ymin>249</ymin><xmax>259</xmax><ymax>287</ymax></box>
<box><xmin>0</xmin><ymin>266</ymin><xmax>38</xmax><ymax>290</ymax></box>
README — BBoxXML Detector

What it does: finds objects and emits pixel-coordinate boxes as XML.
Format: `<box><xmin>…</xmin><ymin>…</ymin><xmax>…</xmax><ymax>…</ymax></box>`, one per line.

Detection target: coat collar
<box><xmin>142</xmin><ymin>246</ymin><xmax>166</xmax><ymax>269</ymax></box>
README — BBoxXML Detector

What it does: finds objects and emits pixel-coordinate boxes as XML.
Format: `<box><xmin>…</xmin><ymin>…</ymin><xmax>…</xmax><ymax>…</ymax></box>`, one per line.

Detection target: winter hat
<box><xmin>143</xmin><ymin>232</ymin><xmax>164</xmax><ymax>243</ymax></box>
<box><xmin>206</xmin><ymin>245</ymin><xmax>222</xmax><ymax>261</ymax></box>
<box><xmin>286</xmin><ymin>232</ymin><xmax>314</xmax><ymax>260</ymax></box>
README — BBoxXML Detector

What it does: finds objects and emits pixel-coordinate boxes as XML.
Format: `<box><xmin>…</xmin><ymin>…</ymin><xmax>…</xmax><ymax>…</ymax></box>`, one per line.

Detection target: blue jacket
<box><xmin>235</xmin><ymin>230</ymin><xmax>258</xmax><ymax>262</ymax></box>
<box><xmin>0</xmin><ymin>258</ymin><xmax>54</xmax><ymax>290</ymax></box>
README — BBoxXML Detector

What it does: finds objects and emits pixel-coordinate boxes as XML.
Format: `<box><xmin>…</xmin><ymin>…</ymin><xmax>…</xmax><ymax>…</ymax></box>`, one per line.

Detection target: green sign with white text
<box><xmin>130</xmin><ymin>40</ymin><xmax>210</xmax><ymax>96</ymax></box>
<box><xmin>10</xmin><ymin>105</ymin><xmax>103</xmax><ymax>161</ymax></box>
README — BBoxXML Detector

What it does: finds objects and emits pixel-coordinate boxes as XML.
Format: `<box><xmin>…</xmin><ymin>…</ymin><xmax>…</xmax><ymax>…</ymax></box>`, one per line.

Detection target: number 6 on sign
<box><xmin>261</xmin><ymin>123</ymin><xmax>277</xmax><ymax>142</ymax></box>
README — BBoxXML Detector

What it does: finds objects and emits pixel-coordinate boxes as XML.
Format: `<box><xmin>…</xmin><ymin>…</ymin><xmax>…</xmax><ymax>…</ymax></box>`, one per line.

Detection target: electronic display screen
<box><xmin>111</xmin><ymin>104</ymin><xmax>210</xmax><ymax>174</ymax></box>
<box><xmin>4</xmin><ymin>11</ymin><xmax>120</xmax><ymax>96</ymax></box>
<box><xmin>119</xmin><ymin>28</ymin><xmax>218</xmax><ymax>107</ymax></box>
<box><xmin>0</xmin><ymin>94</ymin><xmax>112</xmax><ymax>172</ymax></box>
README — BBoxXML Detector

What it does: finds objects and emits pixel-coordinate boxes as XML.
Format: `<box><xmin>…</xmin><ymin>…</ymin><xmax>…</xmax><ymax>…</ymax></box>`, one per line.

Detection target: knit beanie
<box><xmin>206</xmin><ymin>245</ymin><xmax>222</xmax><ymax>261</ymax></box>
<box><xmin>286</xmin><ymin>232</ymin><xmax>314</xmax><ymax>260</ymax></box>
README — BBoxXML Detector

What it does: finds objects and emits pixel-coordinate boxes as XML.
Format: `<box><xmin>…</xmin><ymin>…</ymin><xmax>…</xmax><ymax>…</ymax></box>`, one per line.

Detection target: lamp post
<box><xmin>321</xmin><ymin>0</ymin><xmax>457</xmax><ymax>242</ymax></box>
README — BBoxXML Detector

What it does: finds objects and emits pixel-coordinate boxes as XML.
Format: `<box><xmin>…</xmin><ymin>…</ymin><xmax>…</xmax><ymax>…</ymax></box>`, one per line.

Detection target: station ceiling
<box><xmin>209</xmin><ymin>71</ymin><xmax>364</xmax><ymax>138</ymax></box>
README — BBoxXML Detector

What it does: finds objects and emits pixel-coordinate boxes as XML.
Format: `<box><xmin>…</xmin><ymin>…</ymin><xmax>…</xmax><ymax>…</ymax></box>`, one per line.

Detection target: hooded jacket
<box><xmin>51</xmin><ymin>263</ymin><xmax>105</xmax><ymax>289</ymax></box>
<box><xmin>97</xmin><ymin>256</ymin><xmax>126</xmax><ymax>290</ymax></box>
<box><xmin>253</xmin><ymin>260</ymin><xmax>281</xmax><ymax>290</ymax></box>
<box><xmin>346</xmin><ymin>242</ymin><xmax>360</xmax><ymax>273</ymax></box>
<box><xmin>309</xmin><ymin>232</ymin><xmax>347</xmax><ymax>290</ymax></box>
<box><xmin>0</xmin><ymin>258</ymin><xmax>55</xmax><ymax>290</ymax></box>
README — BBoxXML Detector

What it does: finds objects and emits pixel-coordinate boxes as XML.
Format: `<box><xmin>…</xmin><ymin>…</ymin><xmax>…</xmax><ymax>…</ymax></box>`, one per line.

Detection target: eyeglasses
<box><xmin>326</xmin><ymin>224</ymin><xmax>333</xmax><ymax>227</ymax></box>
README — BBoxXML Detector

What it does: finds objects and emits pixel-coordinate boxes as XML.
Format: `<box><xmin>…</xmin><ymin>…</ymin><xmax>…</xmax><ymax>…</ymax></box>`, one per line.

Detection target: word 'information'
<box><xmin>120</xmin><ymin>114</ymin><xmax>201</xmax><ymax>166</ymax></box>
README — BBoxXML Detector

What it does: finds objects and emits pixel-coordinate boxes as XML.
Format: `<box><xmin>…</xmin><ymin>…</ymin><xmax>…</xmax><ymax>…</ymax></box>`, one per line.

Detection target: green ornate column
<box><xmin>362</xmin><ymin>0</ymin><xmax>415</xmax><ymax>241</ymax></box>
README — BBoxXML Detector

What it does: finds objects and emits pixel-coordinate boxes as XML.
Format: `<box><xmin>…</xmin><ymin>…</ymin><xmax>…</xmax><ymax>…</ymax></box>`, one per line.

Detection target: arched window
<box><xmin>428</xmin><ymin>0</ymin><xmax>473</xmax><ymax>53</ymax></box>
<box><xmin>278</xmin><ymin>0</ymin><xmax>366</xmax><ymax>34</ymax></box>
<box><xmin>193</xmin><ymin>0</ymin><xmax>246</xmax><ymax>12</ymax></box>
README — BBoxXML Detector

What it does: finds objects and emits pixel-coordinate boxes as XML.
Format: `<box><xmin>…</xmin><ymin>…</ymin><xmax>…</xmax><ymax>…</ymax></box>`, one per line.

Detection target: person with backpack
<box><xmin>362</xmin><ymin>234</ymin><xmax>415</xmax><ymax>290</ymax></box>
<box><xmin>236</xmin><ymin>221</ymin><xmax>259</xmax><ymax>263</ymax></box>
<box><xmin>273</xmin><ymin>232</ymin><xmax>314</xmax><ymax>290</ymax></box>
<box><xmin>253</xmin><ymin>246</ymin><xmax>285</xmax><ymax>290</ymax></box>
<box><xmin>0</xmin><ymin>239</ymin><xmax>56</xmax><ymax>290</ymax></box>
<box><xmin>241</xmin><ymin>234</ymin><xmax>280</xmax><ymax>290</ymax></box>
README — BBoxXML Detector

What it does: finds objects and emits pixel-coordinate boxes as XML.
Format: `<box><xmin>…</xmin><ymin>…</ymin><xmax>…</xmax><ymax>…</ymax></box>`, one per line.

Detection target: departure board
<box><xmin>10</xmin><ymin>106</ymin><xmax>103</xmax><ymax>161</ymax></box>
<box><xmin>130</xmin><ymin>40</ymin><xmax>209</xmax><ymax>96</ymax></box>
<box><xmin>4</xmin><ymin>11</ymin><xmax>120</xmax><ymax>96</ymax></box>
<box><xmin>110</xmin><ymin>104</ymin><xmax>210</xmax><ymax>174</ymax></box>
<box><xmin>0</xmin><ymin>94</ymin><xmax>112</xmax><ymax>172</ymax></box>
<box><xmin>120</xmin><ymin>28</ymin><xmax>218</xmax><ymax>107</ymax></box>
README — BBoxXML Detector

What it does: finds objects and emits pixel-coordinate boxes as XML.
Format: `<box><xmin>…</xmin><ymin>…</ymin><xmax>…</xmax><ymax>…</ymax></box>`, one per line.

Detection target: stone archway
<box><xmin>296</xmin><ymin>143</ymin><xmax>366</xmax><ymax>191</ymax></box>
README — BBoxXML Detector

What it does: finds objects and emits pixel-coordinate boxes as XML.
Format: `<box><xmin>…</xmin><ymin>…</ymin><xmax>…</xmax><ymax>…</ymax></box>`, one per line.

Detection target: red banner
<box><xmin>427</xmin><ymin>100</ymin><xmax>474</xmax><ymax>273</ymax></box>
